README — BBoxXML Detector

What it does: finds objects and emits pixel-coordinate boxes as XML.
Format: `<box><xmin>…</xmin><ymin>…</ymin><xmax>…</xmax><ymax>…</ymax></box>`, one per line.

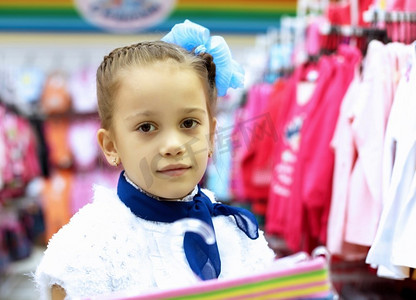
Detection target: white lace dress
<box><xmin>34</xmin><ymin>185</ymin><xmax>275</xmax><ymax>299</ymax></box>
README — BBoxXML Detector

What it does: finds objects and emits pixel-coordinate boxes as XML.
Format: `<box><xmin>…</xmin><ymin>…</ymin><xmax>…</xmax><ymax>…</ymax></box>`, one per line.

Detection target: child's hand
<box><xmin>51</xmin><ymin>284</ymin><xmax>66</xmax><ymax>300</ymax></box>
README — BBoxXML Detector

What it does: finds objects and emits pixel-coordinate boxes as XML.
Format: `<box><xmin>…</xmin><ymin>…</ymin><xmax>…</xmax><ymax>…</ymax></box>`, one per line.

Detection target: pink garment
<box><xmin>266</xmin><ymin>47</ymin><xmax>357</xmax><ymax>251</ymax></box>
<box><xmin>266</xmin><ymin>45</ymin><xmax>361</xmax><ymax>253</ymax></box>
<box><xmin>289</xmin><ymin>45</ymin><xmax>360</xmax><ymax>252</ymax></box>
<box><xmin>68</xmin><ymin>119</ymin><xmax>100</xmax><ymax>171</ymax></box>
<box><xmin>230</xmin><ymin>84</ymin><xmax>272</xmax><ymax>202</ymax></box>
<box><xmin>0</xmin><ymin>106</ymin><xmax>5</xmax><ymax>190</ymax></box>
<box><xmin>239</xmin><ymin>83</ymin><xmax>274</xmax><ymax>201</ymax></box>
<box><xmin>327</xmin><ymin>73</ymin><xmax>370</xmax><ymax>260</ymax></box>
<box><xmin>306</xmin><ymin>17</ymin><xmax>325</xmax><ymax>57</ymax></box>
<box><xmin>20</xmin><ymin>117</ymin><xmax>41</xmax><ymax>183</ymax></box>
<box><xmin>385</xmin><ymin>0</ymin><xmax>416</xmax><ymax>43</ymax></box>
<box><xmin>345</xmin><ymin>41</ymin><xmax>398</xmax><ymax>246</ymax></box>
<box><xmin>241</xmin><ymin>80</ymin><xmax>288</xmax><ymax>215</ymax></box>
<box><xmin>366</xmin><ymin>43</ymin><xmax>416</xmax><ymax>279</ymax></box>
<box><xmin>70</xmin><ymin>171</ymin><xmax>96</xmax><ymax>215</ymax></box>
<box><xmin>266</xmin><ymin>60</ymin><xmax>329</xmax><ymax>240</ymax></box>
<box><xmin>386</xmin><ymin>0</ymin><xmax>416</xmax><ymax>11</ymax></box>
<box><xmin>381</xmin><ymin>42</ymin><xmax>413</xmax><ymax>206</ymax></box>
<box><xmin>328</xmin><ymin>41</ymin><xmax>409</xmax><ymax>260</ymax></box>
<box><xmin>0</xmin><ymin>109</ymin><xmax>40</xmax><ymax>199</ymax></box>
<box><xmin>69</xmin><ymin>66</ymin><xmax>98</xmax><ymax>113</ymax></box>
<box><xmin>229</xmin><ymin>106</ymin><xmax>248</xmax><ymax>201</ymax></box>
<box><xmin>70</xmin><ymin>168</ymin><xmax>119</xmax><ymax>215</ymax></box>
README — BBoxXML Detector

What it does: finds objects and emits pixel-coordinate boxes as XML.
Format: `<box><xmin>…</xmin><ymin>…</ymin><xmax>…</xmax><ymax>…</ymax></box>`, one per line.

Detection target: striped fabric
<box><xmin>98</xmin><ymin>257</ymin><xmax>332</xmax><ymax>300</ymax></box>
<box><xmin>0</xmin><ymin>0</ymin><xmax>297</xmax><ymax>33</ymax></box>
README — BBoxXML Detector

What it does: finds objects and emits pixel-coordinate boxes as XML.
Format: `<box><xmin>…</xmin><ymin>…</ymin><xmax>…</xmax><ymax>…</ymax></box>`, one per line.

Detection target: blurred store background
<box><xmin>1</xmin><ymin>0</ymin><xmax>416</xmax><ymax>299</ymax></box>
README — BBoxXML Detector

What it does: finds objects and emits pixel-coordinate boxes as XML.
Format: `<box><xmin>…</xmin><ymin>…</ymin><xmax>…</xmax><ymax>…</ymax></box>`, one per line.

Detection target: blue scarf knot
<box><xmin>116</xmin><ymin>171</ymin><xmax>259</xmax><ymax>281</ymax></box>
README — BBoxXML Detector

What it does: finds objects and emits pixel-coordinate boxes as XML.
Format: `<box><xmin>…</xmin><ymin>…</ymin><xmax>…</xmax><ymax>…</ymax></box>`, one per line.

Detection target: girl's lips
<box><xmin>157</xmin><ymin>165</ymin><xmax>191</xmax><ymax>177</ymax></box>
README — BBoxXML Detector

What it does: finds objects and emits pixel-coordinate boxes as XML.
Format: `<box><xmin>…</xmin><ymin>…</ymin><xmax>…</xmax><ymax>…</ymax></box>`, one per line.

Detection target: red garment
<box><xmin>326</xmin><ymin>0</ymin><xmax>373</xmax><ymax>26</ymax></box>
<box><xmin>266</xmin><ymin>46</ymin><xmax>361</xmax><ymax>253</ymax></box>
<box><xmin>239</xmin><ymin>83</ymin><xmax>273</xmax><ymax>198</ymax></box>
<box><xmin>326</xmin><ymin>1</ymin><xmax>351</xmax><ymax>25</ymax></box>
<box><xmin>289</xmin><ymin>46</ymin><xmax>361</xmax><ymax>252</ymax></box>
<box><xmin>230</xmin><ymin>83</ymin><xmax>273</xmax><ymax>202</ymax></box>
<box><xmin>240</xmin><ymin>80</ymin><xmax>287</xmax><ymax>215</ymax></box>
<box><xmin>266</xmin><ymin>58</ymin><xmax>334</xmax><ymax>242</ymax></box>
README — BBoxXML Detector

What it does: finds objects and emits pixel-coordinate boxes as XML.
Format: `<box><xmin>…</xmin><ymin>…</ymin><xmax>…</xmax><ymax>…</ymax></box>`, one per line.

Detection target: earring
<box><xmin>208</xmin><ymin>149</ymin><xmax>213</xmax><ymax>158</ymax></box>
<box><xmin>113</xmin><ymin>157</ymin><xmax>119</xmax><ymax>166</ymax></box>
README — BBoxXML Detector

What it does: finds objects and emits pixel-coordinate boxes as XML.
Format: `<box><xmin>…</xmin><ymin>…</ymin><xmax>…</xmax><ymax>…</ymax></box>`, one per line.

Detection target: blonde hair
<box><xmin>96</xmin><ymin>41</ymin><xmax>217</xmax><ymax>130</ymax></box>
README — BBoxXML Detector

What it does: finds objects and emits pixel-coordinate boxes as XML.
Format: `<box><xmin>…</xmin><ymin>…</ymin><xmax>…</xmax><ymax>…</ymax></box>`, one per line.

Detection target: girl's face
<box><xmin>99</xmin><ymin>60</ymin><xmax>215</xmax><ymax>199</ymax></box>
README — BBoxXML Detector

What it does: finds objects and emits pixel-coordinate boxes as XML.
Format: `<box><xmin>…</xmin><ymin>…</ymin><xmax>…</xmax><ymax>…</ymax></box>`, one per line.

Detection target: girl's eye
<box><xmin>181</xmin><ymin>119</ymin><xmax>199</xmax><ymax>129</ymax></box>
<box><xmin>137</xmin><ymin>123</ymin><xmax>156</xmax><ymax>133</ymax></box>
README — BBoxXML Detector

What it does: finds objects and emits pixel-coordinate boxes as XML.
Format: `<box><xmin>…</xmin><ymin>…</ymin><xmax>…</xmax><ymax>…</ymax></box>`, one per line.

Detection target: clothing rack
<box><xmin>320</xmin><ymin>23</ymin><xmax>388</xmax><ymax>39</ymax></box>
<box><xmin>364</xmin><ymin>9</ymin><xmax>416</xmax><ymax>24</ymax></box>
<box><xmin>363</xmin><ymin>9</ymin><xmax>416</xmax><ymax>44</ymax></box>
<box><xmin>319</xmin><ymin>23</ymin><xmax>388</xmax><ymax>55</ymax></box>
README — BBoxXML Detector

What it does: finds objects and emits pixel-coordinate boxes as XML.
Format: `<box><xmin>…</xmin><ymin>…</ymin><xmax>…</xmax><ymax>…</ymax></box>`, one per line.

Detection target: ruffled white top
<box><xmin>34</xmin><ymin>184</ymin><xmax>276</xmax><ymax>299</ymax></box>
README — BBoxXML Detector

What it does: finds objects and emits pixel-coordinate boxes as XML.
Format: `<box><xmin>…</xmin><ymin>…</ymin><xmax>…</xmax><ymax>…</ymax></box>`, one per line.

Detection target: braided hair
<box><xmin>96</xmin><ymin>41</ymin><xmax>217</xmax><ymax>130</ymax></box>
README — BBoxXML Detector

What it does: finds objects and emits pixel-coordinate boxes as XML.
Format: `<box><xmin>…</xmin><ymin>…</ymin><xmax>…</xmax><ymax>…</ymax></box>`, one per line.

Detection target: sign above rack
<box><xmin>0</xmin><ymin>0</ymin><xmax>297</xmax><ymax>34</ymax></box>
<box><xmin>74</xmin><ymin>0</ymin><xmax>176</xmax><ymax>33</ymax></box>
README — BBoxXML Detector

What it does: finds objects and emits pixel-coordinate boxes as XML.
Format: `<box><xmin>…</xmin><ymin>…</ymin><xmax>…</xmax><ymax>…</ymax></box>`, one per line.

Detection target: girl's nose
<box><xmin>160</xmin><ymin>132</ymin><xmax>186</xmax><ymax>157</ymax></box>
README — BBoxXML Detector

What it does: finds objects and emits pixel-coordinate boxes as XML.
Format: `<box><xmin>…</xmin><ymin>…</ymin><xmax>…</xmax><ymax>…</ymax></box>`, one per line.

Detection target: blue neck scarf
<box><xmin>116</xmin><ymin>171</ymin><xmax>259</xmax><ymax>281</ymax></box>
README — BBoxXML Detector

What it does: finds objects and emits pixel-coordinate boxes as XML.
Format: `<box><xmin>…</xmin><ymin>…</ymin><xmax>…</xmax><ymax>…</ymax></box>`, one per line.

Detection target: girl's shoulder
<box><xmin>35</xmin><ymin>184</ymin><xmax>154</xmax><ymax>298</ymax></box>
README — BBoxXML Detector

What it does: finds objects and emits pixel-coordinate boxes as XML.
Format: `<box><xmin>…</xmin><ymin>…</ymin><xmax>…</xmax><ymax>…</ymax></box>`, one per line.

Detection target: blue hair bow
<box><xmin>162</xmin><ymin>20</ymin><xmax>245</xmax><ymax>97</ymax></box>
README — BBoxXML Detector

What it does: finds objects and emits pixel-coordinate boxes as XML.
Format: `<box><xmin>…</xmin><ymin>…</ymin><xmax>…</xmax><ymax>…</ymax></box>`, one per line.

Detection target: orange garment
<box><xmin>41</xmin><ymin>170</ymin><xmax>73</xmax><ymax>242</ymax></box>
<box><xmin>40</xmin><ymin>71</ymin><xmax>72</xmax><ymax>115</ymax></box>
<box><xmin>44</xmin><ymin>118</ymin><xmax>73</xmax><ymax>169</ymax></box>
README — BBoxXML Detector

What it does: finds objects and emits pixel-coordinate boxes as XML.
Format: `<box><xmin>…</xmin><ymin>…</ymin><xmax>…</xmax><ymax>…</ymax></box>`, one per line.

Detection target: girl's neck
<box><xmin>123</xmin><ymin>172</ymin><xmax>197</xmax><ymax>202</ymax></box>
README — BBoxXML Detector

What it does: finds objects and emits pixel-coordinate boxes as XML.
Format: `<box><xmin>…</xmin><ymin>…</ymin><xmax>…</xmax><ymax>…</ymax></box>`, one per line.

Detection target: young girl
<box><xmin>35</xmin><ymin>20</ymin><xmax>275</xmax><ymax>300</ymax></box>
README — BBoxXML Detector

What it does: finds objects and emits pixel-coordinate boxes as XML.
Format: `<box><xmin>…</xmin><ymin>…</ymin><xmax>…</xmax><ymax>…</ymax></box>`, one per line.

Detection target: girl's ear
<box><xmin>97</xmin><ymin>128</ymin><xmax>119</xmax><ymax>166</ymax></box>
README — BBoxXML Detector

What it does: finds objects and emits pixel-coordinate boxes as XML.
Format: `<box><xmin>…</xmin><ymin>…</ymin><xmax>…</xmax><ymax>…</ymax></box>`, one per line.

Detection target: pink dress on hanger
<box><xmin>329</xmin><ymin>41</ymin><xmax>411</xmax><ymax>260</ymax></box>
<box><xmin>342</xmin><ymin>41</ymin><xmax>395</xmax><ymax>247</ymax></box>
<box><xmin>327</xmin><ymin>71</ymin><xmax>370</xmax><ymax>260</ymax></box>
<box><xmin>366</xmin><ymin>43</ymin><xmax>416</xmax><ymax>279</ymax></box>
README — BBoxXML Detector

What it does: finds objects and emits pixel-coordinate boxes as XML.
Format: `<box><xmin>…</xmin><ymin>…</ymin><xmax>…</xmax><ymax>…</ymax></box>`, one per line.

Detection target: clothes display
<box><xmin>262</xmin><ymin>45</ymin><xmax>361</xmax><ymax>253</ymax></box>
<box><xmin>0</xmin><ymin>52</ymin><xmax>113</xmax><ymax>278</ymax></box>
<box><xmin>366</xmin><ymin>42</ymin><xmax>416</xmax><ymax>279</ymax></box>
<box><xmin>211</xmin><ymin>0</ymin><xmax>416</xmax><ymax>284</ymax></box>
<box><xmin>2</xmin><ymin>1</ymin><xmax>416</xmax><ymax>299</ymax></box>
